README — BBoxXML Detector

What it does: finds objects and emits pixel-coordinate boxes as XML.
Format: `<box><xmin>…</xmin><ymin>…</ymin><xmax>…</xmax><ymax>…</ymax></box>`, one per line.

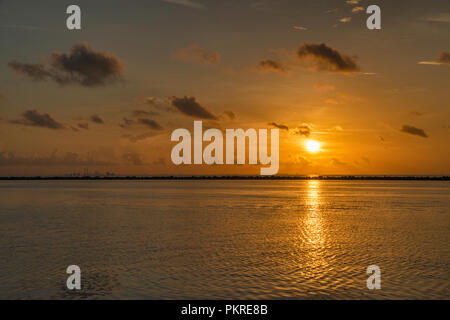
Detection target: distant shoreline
<box><xmin>0</xmin><ymin>175</ymin><xmax>449</xmax><ymax>181</ymax></box>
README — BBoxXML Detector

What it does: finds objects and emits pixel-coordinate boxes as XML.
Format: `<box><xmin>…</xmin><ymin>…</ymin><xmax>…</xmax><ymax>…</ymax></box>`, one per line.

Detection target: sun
<box><xmin>305</xmin><ymin>140</ymin><xmax>321</xmax><ymax>153</ymax></box>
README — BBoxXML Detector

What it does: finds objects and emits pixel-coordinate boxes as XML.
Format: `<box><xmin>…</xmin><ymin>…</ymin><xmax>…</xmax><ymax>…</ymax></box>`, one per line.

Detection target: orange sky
<box><xmin>0</xmin><ymin>0</ymin><xmax>449</xmax><ymax>176</ymax></box>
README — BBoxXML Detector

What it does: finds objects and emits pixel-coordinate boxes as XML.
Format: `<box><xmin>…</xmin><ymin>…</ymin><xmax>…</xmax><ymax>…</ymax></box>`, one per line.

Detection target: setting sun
<box><xmin>306</xmin><ymin>140</ymin><xmax>321</xmax><ymax>153</ymax></box>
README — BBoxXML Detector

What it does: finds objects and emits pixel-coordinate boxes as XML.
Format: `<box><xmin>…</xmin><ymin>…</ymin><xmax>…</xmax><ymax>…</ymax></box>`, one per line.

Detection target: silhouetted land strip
<box><xmin>0</xmin><ymin>176</ymin><xmax>449</xmax><ymax>181</ymax></box>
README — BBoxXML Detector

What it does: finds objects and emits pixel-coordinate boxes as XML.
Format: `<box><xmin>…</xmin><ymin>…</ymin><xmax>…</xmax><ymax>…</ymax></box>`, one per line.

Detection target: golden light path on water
<box><xmin>299</xmin><ymin>180</ymin><xmax>332</xmax><ymax>291</ymax></box>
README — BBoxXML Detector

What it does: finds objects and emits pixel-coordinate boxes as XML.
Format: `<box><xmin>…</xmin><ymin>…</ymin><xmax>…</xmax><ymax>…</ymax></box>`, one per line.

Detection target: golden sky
<box><xmin>0</xmin><ymin>0</ymin><xmax>449</xmax><ymax>176</ymax></box>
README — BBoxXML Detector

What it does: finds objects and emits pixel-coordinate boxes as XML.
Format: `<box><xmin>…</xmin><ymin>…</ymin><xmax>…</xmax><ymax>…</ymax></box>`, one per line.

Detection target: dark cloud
<box><xmin>0</xmin><ymin>151</ymin><xmax>111</xmax><ymax>166</ymax></box>
<box><xmin>175</xmin><ymin>44</ymin><xmax>220</xmax><ymax>64</ymax></box>
<box><xmin>10</xmin><ymin>110</ymin><xmax>64</xmax><ymax>130</ymax></box>
<box><xmin>170</xmin><ymin>96</ymin><xmax>218</xmax><ymax>120</ymax></box>
<box><xmin>138</xmin><ymin>118</ymin><xmax>163</xmax><ymax>130</ymax></box>
<box><xmin>297</xmin><ymin>43</ymin><xmax>360</xmax><ymax>73</ymax></box>
<box><xmin>119</xmin><ymin>117</ymin><xmax>134</xmax><ymax>128</ymax></box>
<box><xmin>78</xmin><ymin>122</ymin><xmax>89</xmax><ymax>130</ymax></box>
<box><xmin>258</xmin><ymin>60</ymin><xmax>287</xmax><ymax>73</ymax></box>
<box><xmin>268</xmin><ymin>122</ymin><xmax>289</xmax><ymax>130</ymax></box>
<box><xmin>90</xmin><ymin>114</ymin><xmax>104</xmax><ymax>124</ymax></box>
<box><xmin>9</xmin><ymin>42</ymin><xmax>125</xmax><ymax>87</ymax></box>
<box><xmin>133</xmin><ymin>110</ymin><xmax>160</xmax><ymax>117</ymax></box>
<box><xmin>437</xmin><ymin>51</ymin><xmax>450</xmax><ymax>64</ymax></box>
<box><xmin>224</xmin><ymin>110</ymin><xmax>236</xmax><ymax>120</ymax></box>
<box><xmin>292</xmin><ymin>124</ymin><xmax>311</xmax><ymax>137</ymax></box>
<box><xmin>400</xmin><ymin>125</ymin><xmax>428</xmax><ymax>138</ymax></box>
<box><xmin>0</xmin><ymin>92</ymin><xmax>5</xmax><ymax>99</ymax></box>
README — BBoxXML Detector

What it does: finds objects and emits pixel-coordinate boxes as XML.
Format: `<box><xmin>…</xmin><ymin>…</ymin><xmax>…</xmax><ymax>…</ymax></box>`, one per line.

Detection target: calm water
<box><xmin>0</xmin><ymin>180</ymin><xmax>448</xmax><ymax>299</ymax></box>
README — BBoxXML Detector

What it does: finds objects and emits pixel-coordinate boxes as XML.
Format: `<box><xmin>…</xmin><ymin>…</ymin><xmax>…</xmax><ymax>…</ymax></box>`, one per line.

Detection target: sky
<box><xmin>0</xmin><ymin>0</ymin><xmax>449</xmax><ymax>176</ymax></box>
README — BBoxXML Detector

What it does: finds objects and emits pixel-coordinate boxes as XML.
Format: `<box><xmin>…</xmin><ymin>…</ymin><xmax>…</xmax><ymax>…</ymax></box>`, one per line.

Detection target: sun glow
<box><xmin>305</xmin><ymin>140</ymin><xmax>321</xmax><ymax>153</ymax></box>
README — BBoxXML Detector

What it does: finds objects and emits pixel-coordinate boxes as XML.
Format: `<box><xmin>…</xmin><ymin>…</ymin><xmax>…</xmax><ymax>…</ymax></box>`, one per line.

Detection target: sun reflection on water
<box><xmin>301</xmin><ymin>180</ymin><xmax>331</xmax><ymax>279</ymax></box>
<box><xmin>304</xmin><ymin>180</ymin><xmax>324</xmax><ymax>245</ymax></box>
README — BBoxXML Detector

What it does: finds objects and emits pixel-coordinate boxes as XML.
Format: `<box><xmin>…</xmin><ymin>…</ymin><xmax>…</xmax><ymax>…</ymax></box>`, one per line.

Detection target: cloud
<box><xmin>297</xmin><ymin>43</ymin><xmax>360</xmax><ymax>73</ymax></box>
<box><xmin>331</xmin><ymin>158</ymin><xmax>348</xmax><ymax>167</ymax></box>
<box><xmin>224</xmin><ymin>110</ymin><xmax>236</xmax><ymax>120</ymax></box>
<box><xmin>78</xmin><ymin>122</ymin><xmax>89</xmax><ymax>130</ymax></box>
<box><xmin>138</xmin><ymin>118</ymin><xmax>163</xmax><ymax>130</ymax></box>
<box><xmin>140</xmin><ymin>97</ymin><xmax>173</xmax><ymax>113</ymax></box>
<box><xmin>339</xmin><ymin>17</ymin><xmax>352</xmax><ymax>23</ymax></box>
<box><xmin>10</xmin><ymin>110</ymin><xmax>64</xmax><ymax>129</ymax></box>
<box><xmin>423</xmin><ymin>13</ymin><xmax>450</xmax><ymax>23</ymax></box>
<box><xmin>122</xmin><ymin>152</ymin><xmax>144</xmax><ymax>165</ymax></box>
<box><xmin>258</xmin><ymin>59</ymin><xmax>288</xmax><ymax>73</ymax></box>
<box><xmin>163</xmin><ymin>0</ymin><xmax>204</xmax><ymax>9</ymax></box>
<box><xmin>400</xmin><ymin>125</ymin><xmax>428</xmax><ymax>138</ymax></box>
<box><xmin>9</xmin><ymin>42</ymin><xmax>125</xmax><ymax>87</ymax></box>
<box><xmin>175</xmin><ymin>44</ymin><xmax>220</xmax><ymax>65</ymax></box>
<box><xmin>170</xmin><ymin>96</ymin><xmax>218</xmax><ymax>120</ymax></box>
<box><xmin>293</xmin><ymin>26</ymin><xmax>308</xmax><ymax>31</ymax></box>
<box><xmin>133</xmin><ymin>110</ymin><xmax>159</xmax><ymax>117</ymax></box>
<box><xmin>90</xmin><ymin>114</ymin><xmax>104</xmax><ymax>124</ymax></box>
<box><xmin>268</xmin><ymin>122</ymin><xmax>289</xmax><ymax>130</ymax></box>
<box><xmin>0</xmin><ymin>151</ymin><xmax>111</xmax><ymax>166</ymax></box>
<box><xmin>314</xmin><ymin>82</ymin><xmax>335</xmax><ymax>92</ymax></box>
<box><xmin>410</xmin><ymin>111</ymin><xmax>430</xmax><ymax>117</ymax></box>
<box><xmin>437</xmin><ymin>52</ymin><xmax>450</xmax><ymax>64</ymax></box>
<box><xmin>119</xmin><ymin>117</ymin><xmax>135</xmax><ymax>128</ymax></box>
<box><xmin>346</xmin><ymin>0</ymin><xmax>360</xmax><ymax>4</ymax></box>
<box><xmin>0</xmin><ymin>92</ymin><xmax>5</xmax><ymax>99</ymax></box>
<box><xmin>419</xmin><ymin>51</ymin><xmax>450</xmax><ymax>66</ymax></box>
<box><xmin>325</xmin><ymin>98</ymin><xmax>339</xmax><ymax>105</ymax></box>
<box><xmin>292</xmin><ymin>124</ymin><xmax>311</xmax><ymax>137</ymax></box>
<box><xmin>352</xmin><ymin>7</ymin><xmax>364</xmax><ymax>13</ymax></box>
<box><xmin>121</xmin><ymin>132</ymin><xmax>160</xmax><ymax>143</ymax></box>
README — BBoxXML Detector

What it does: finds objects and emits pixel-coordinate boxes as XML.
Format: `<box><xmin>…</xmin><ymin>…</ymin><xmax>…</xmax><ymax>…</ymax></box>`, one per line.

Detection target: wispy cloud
<box><xmin>268</xmin><ymin>122</ymin><xmax>289</xmax><ymax>130</ymax></box>
<box><xmin>422</xmin><ymin>13</ymin><xmax>450</xmax><ymax>23</ymax></box>
<box><xmin>170</xmin><ymin>96</ymin><xmax>218</xmax><ymax>120</ymax></box>
<box><xmin>352</xmin><ymin>7</ymin><xmax>364</xmax><ymax>13</ymax></box>
<box><xmin>175</xmin><ymin>44</ymin><xmax>220</xmax><ymax>65</ymax></box>
<box><xmin>138</xmin><ymin>118</ymin><xmax>163</xmax><ymax>130</ymax></box>
<box><xmin>163</xmin><ymin>0</ymin><xmax>204</xmax><ymax>9</ymax></box>
<box><xmin>0</xmin><ymin>151</ymin><xmax>112</xmax><ymax>166</ymax></box>
<box><xmin>257</xmin><ymin>59</ymin><xmax>288</xmax><ymax>73</ymax></box>
<box><xmin>419</xmin><ymin>51</ymin><xmax>450</xmax><ymax>66</ymax></box>
<box><xmin>10</xmin><ymin>110</ymin><xmax>64</xmax><ymax>130</ymax></box>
